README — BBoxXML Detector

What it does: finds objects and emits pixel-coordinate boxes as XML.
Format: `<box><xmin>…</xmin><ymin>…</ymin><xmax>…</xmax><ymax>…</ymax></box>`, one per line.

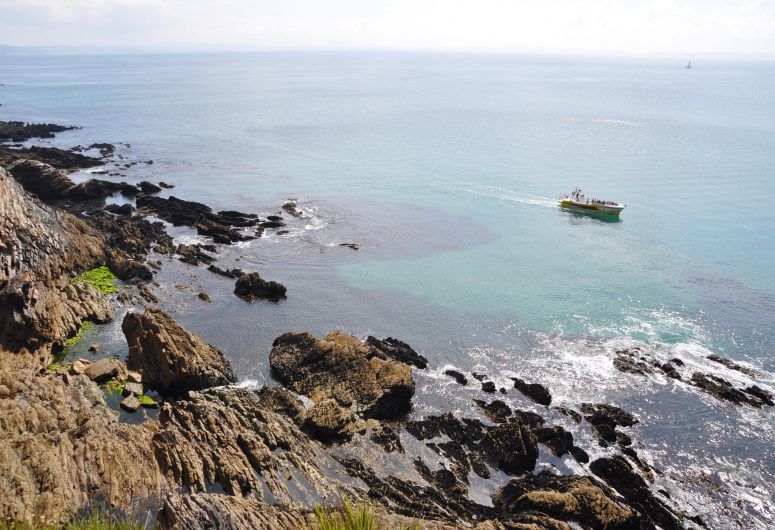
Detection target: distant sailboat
<box><xmin>686</xmin><ymin>61</ymin><xmax>692</xmax><ymax>69</ymax></box>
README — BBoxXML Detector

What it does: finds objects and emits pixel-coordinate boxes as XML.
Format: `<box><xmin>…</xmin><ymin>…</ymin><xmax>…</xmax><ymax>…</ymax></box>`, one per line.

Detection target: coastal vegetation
<box><xmin>0</xmin><ymin>506</ymin><xmax>147</xmax><ymax>530</ymax></box>
<box><xmin>70</xmin><ymin>266</ymin><xmax>118</xmax><ymax>294</ymax></box>
<box><xmin>313</xmin><ymin>498</ymin><xmax>422</xmax><ymax>530</ymax></box>
<box><xmin>64</xmin><ymin>321</ymin><xmax>93</xmax><ymax>347</ymax></box>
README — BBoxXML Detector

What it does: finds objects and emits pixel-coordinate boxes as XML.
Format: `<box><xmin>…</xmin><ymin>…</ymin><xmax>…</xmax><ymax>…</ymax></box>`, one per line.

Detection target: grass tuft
<box><xmin>71</xmin><ymin>266</ymin><xmax>118</xmax><ymax>294</ymax></box>
<box><xmin>312</xmin><ymin>497</ymin><xmax>423</xmax><ymax>530</ymax></box>
<box><xmin>0</xmin><ymin>505</ymin><xmax>148</xmax><ymax>529</ymax></box>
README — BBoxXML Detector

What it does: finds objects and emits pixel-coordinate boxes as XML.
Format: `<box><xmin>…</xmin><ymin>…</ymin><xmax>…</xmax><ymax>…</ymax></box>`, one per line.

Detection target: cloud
<box><xmin>1</xmin><ymin>0</ymin><xmax>774</xmax><ymax>54</ymax></box>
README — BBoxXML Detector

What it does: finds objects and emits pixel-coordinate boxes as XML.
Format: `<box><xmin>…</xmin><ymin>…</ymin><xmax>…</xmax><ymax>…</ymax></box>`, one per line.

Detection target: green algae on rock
<box><xmin>71</xmin><ymin>266</ymin><xmax>118</xmax><ymax>294</ymax></box>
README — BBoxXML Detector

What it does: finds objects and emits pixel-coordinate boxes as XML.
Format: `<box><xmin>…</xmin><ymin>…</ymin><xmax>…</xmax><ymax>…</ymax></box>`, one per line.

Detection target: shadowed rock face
<box><xmin>270</xmin><ymin>330</ymin><xmax>415</xmax><ymax>420</ymax></box>
<box><xmin>6</xmin><ymin>159</ymin><xmax>76</xmax><ymax>200</ymax></box>
<box><xmin>0</xmin><ymin>166</ymin><xmax>110</xmax><ymax>355</ymax></box>
<box><xmin>122</xmin><ymin>308</ymin><xmax>236</xmax><ymax>395</ymax></box>
<box><xmin>590</xmin><ymin>456</ymin><xmax>682</xmax><ymax>530</ymax></box>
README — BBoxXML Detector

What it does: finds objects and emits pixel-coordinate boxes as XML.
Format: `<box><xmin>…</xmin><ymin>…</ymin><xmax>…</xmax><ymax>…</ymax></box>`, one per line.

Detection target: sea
<box><xmin>1</xmin><ymin>51</ymin><xmax>774</xmax><ymax>528</ymax></box>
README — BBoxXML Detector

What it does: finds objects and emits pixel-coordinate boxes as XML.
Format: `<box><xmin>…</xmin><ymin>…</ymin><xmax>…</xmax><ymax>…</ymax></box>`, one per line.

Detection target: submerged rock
<box><xmin>122</xmin><ymin>308</ymin><xmax>236</xmax><ymax>395</ymax></box>
<box><xmin>691</xmin><ymin>372</ymin><xmax>773</xmax><ymax>407</ymax></box>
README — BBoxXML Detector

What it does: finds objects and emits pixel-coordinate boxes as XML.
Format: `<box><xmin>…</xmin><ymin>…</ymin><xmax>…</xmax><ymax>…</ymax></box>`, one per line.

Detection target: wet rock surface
<box><xmin>122</xmin><ymin>308</ymin><xmax>236</xmax><ymax>395</ymax></box>
<box><xmin>512</xmin><ymin>376</ymin><xmax>552</xmax><ymax>406</ymax></box>
<box><xmin>0</xmin><ymin>121</ymin><xmax>78</xmax><ymax>142</ymax></box>
<box><xmin>234</xmin><ymin>272</ymin><xmax>287</xmax><ymax>301</ymax></box>
<box><xmin>366</xmin><ymin>335</ymin><xmax>429</xmax><ymax>369</ymax></box>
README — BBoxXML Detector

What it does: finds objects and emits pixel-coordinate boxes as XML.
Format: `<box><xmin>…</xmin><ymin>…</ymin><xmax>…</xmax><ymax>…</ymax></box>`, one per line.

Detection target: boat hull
<box><xmin>560</xmin><ymin>200</ymin><xmax>624</xmax><ymax>216</ymax></box>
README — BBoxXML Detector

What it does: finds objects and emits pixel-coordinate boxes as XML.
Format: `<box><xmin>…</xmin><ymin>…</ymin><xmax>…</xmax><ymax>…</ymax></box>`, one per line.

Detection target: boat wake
<box><xmin>437</xmin><ymin>183</ymin><xmax>558</xmax><ymax>208</ymax></box>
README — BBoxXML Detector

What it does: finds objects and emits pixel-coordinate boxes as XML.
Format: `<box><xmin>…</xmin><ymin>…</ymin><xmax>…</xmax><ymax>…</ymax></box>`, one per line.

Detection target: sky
<box><xmin>0</xmin><ymin>0</ymin><xmax>774</xmax><ymax>55</ymax></box>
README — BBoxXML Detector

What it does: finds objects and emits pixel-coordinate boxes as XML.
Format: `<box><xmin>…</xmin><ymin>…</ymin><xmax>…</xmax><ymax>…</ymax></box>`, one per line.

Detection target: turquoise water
<box><xmin>2</xmin><ymin>51</ymin><xmax>775</xmax><ymax>527</ymax></box>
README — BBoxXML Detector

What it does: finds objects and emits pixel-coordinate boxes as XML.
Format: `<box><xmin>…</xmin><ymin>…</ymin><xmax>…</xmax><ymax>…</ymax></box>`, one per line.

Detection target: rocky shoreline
<box><xmin>1</xmin><ymin>120</ymin><xmax>772</xmax><ymax>529</ymax></box>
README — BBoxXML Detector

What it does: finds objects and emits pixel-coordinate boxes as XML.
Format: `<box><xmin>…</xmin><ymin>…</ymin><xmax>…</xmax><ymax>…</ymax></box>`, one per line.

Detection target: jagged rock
<box><xmin>138</xmin><ymin>181</ymin><xmax>161</xmax><ymax>194</ymax></box>
<box><xmin>660</xmin><ymin>362</ymin><xmax>682</xmax><ymax>380</ymax></box>
<box><xmin>195</xmin><ymin>218</ymin><xmax>253</xmax><ymax>244</ymax></box>
<box><xmin>6</xmin><ymin>159</ymin><xmax>75</xmax><ymax>200</ymax></box>
<box><xmin>281</xmin><ymin>201</ymin><xmax>303</xmax><ymax>217</ymax></box>
<box><xmin>494</xmin><ymin>472</ymin><xmax>646</xmax><ymax>530</ymax></box>
<box><xmin>256</xmin><ymin>385</ymin><xmax>306</xmax><ymax>425</ymax></box>
<box><xmin>512</xmin><ymin>377</ymin><xmax>552</xmax><ymax>406</ymax></box>
<box><xmin>67</xmin><ymin>179</ymin><xmax>139</xmax><ymax>200</ymax></box>
<box><xmin>444</xmin><ymin>369</ymin><xmax>468</xmax><ymax>386</ymax></box>
<box><xmin>136</xmin><ymin>196</ymin><xmax>255</xmax><ymax>243</ymax></box>
<box><xmin>120</xmin><ymin>394</ymin><xmax>140</xmax><ymax>412</ymax></box>
<box><xmin>176</xmin><ymin>244</ymin><xmax>216</xmax><ymax>266</ymax></box>
<box><xmin>216</xmin><ymin>210</ymin><xmax>259</xmax><ymax>227</ymax></box>
<box><xmin>84</xmin><ymin>358</ymin><xmax>126</xmax><ymax>383</ymax></box>
<box><xmin>0</xmin><ymin>145</ymin><xmax>102</xmax><ymax>170</ymax></box>
<box><xmin>366</xmin><ymin>336</ymin><xmax>428</xmax><ymax>369</ymax></box>
<box><xmin>474</xmin><ymin>399</ymin><xmax>512</xmax><ymax>423</ymax></box>
<box><xmin>590</xmin><ymin>456</ymin><xmax>683</xmax><ymax>530</ymax></box>
<box><xmin>157</xmin><ymin>494</ymin><xmax>311</xmax><ymax>530</ymax></box>
<box><xmin>270</xmin><ymin>331</ymin><xmax>415</xmax><ymax>419</ymax></box>
<box><xmin>122</xmin><ymin>308</ymin><xmax>236</xmax><ymax>395</ymax></box>
<box><xmin>107</xmin><ymin>248</ymin><xmax>153</xmax><ymax>281</ymax></box>
<box><xmin>481</xmin><ymin>381</ymin><xmax>496</xmax><ymax>393</ymax></box>
<box><xmin>127</xmin><ymin>371</ymin><xmax>142</xmax><ymax>383</ymax></box>
<box><xmin>234</xmin><ymin>272</ymin><xmax>287</xmax><ymax>301</ymax></box>
<box><xmin>706</xmin><ymin>354</ymin><xmax>757</xmax><ymax>377</ymax></box>
<box><xmin>159</xmin><ymin>181</ymin><xmax>174</xmax><ymax>189</ymax></box>
<box><xmin>152</xmin><ymin>388</ymin><xmax>346</xmax><ymax>503</ymax></box>
<box><xmin>86</xmin><ymin>210</ymin><xmax>174</xmax><ymax>258</ymax></box>
<box><xmin>581</xmin><ymin>403</ymin><xmax>638</xmax><ymax>446</ymax></box>
<box><xmin>207</xmin><ymin>264</ymin><xmax>244</xmax><ymax>278</ymax></box>
<box><xmin>370</xmin><ymin>423</ymin><xmax>404</xmax><ymax>453</ymax></box>
<box><xmin>0</xmin><ymin>121</ymin><xmax>77</xmax><ymax>141</ymax></box>
<box><xmin>0</xmin><ymin>357</ymin><xmax>164</xmax><ymax>524</ymax></box>
<box><xmin>691</xmin><ymin>372</ymin><xmax>773</xmax><ymax>407</ymax></box>
<box><xmin>1</xmin><ymin>166</ymin><xmax>111</xmax><ymax>354</ymax></box>
<box><xmin>304</xmin><ymin>398</ymin><xmax>358</xmax><ymax>441</ymax></box>
<box><xmin>407</xmin><ymin>412</ymin><xmax>540</xmax><ymax>477</ymax></box>
<box><xmin>103</xmin><ymin>203</ymin><xmax>134</xmax><ymax>216</ymax></box>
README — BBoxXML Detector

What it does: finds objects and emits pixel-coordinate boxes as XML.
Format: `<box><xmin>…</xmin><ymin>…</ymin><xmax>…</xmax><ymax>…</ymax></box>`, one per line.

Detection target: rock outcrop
<box><xmin>0</xmin><ymin>166</ymin><xmax>110</xmax><ymax>355</ymax></box>
<box><xmin>270</xmin><ymin>331</ymin><xmax>415</xmax><ymax>421</ymax></box>
<box><xmin>0</xmin><ymin>356</ymin><xmax>164</xmax><ymax>525</ymax></box>
<box><xmin>234</xmin><ymin>272</ymin><xmax>287</xmax><ymax>302</ymax></box>
<box><xmin>122</xmin><ymin>308</ymin><xmax>236</xmax><ymax>395</ymax></box>
<box><xmin>5</xmin><ymin>159</ymin><xmax>75</xmax><ymax>200</ymax></box>
<box><xmin>152</xmin><ymin>388</ymin><xmax>346</xmax><ymax>503</ymax></box>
